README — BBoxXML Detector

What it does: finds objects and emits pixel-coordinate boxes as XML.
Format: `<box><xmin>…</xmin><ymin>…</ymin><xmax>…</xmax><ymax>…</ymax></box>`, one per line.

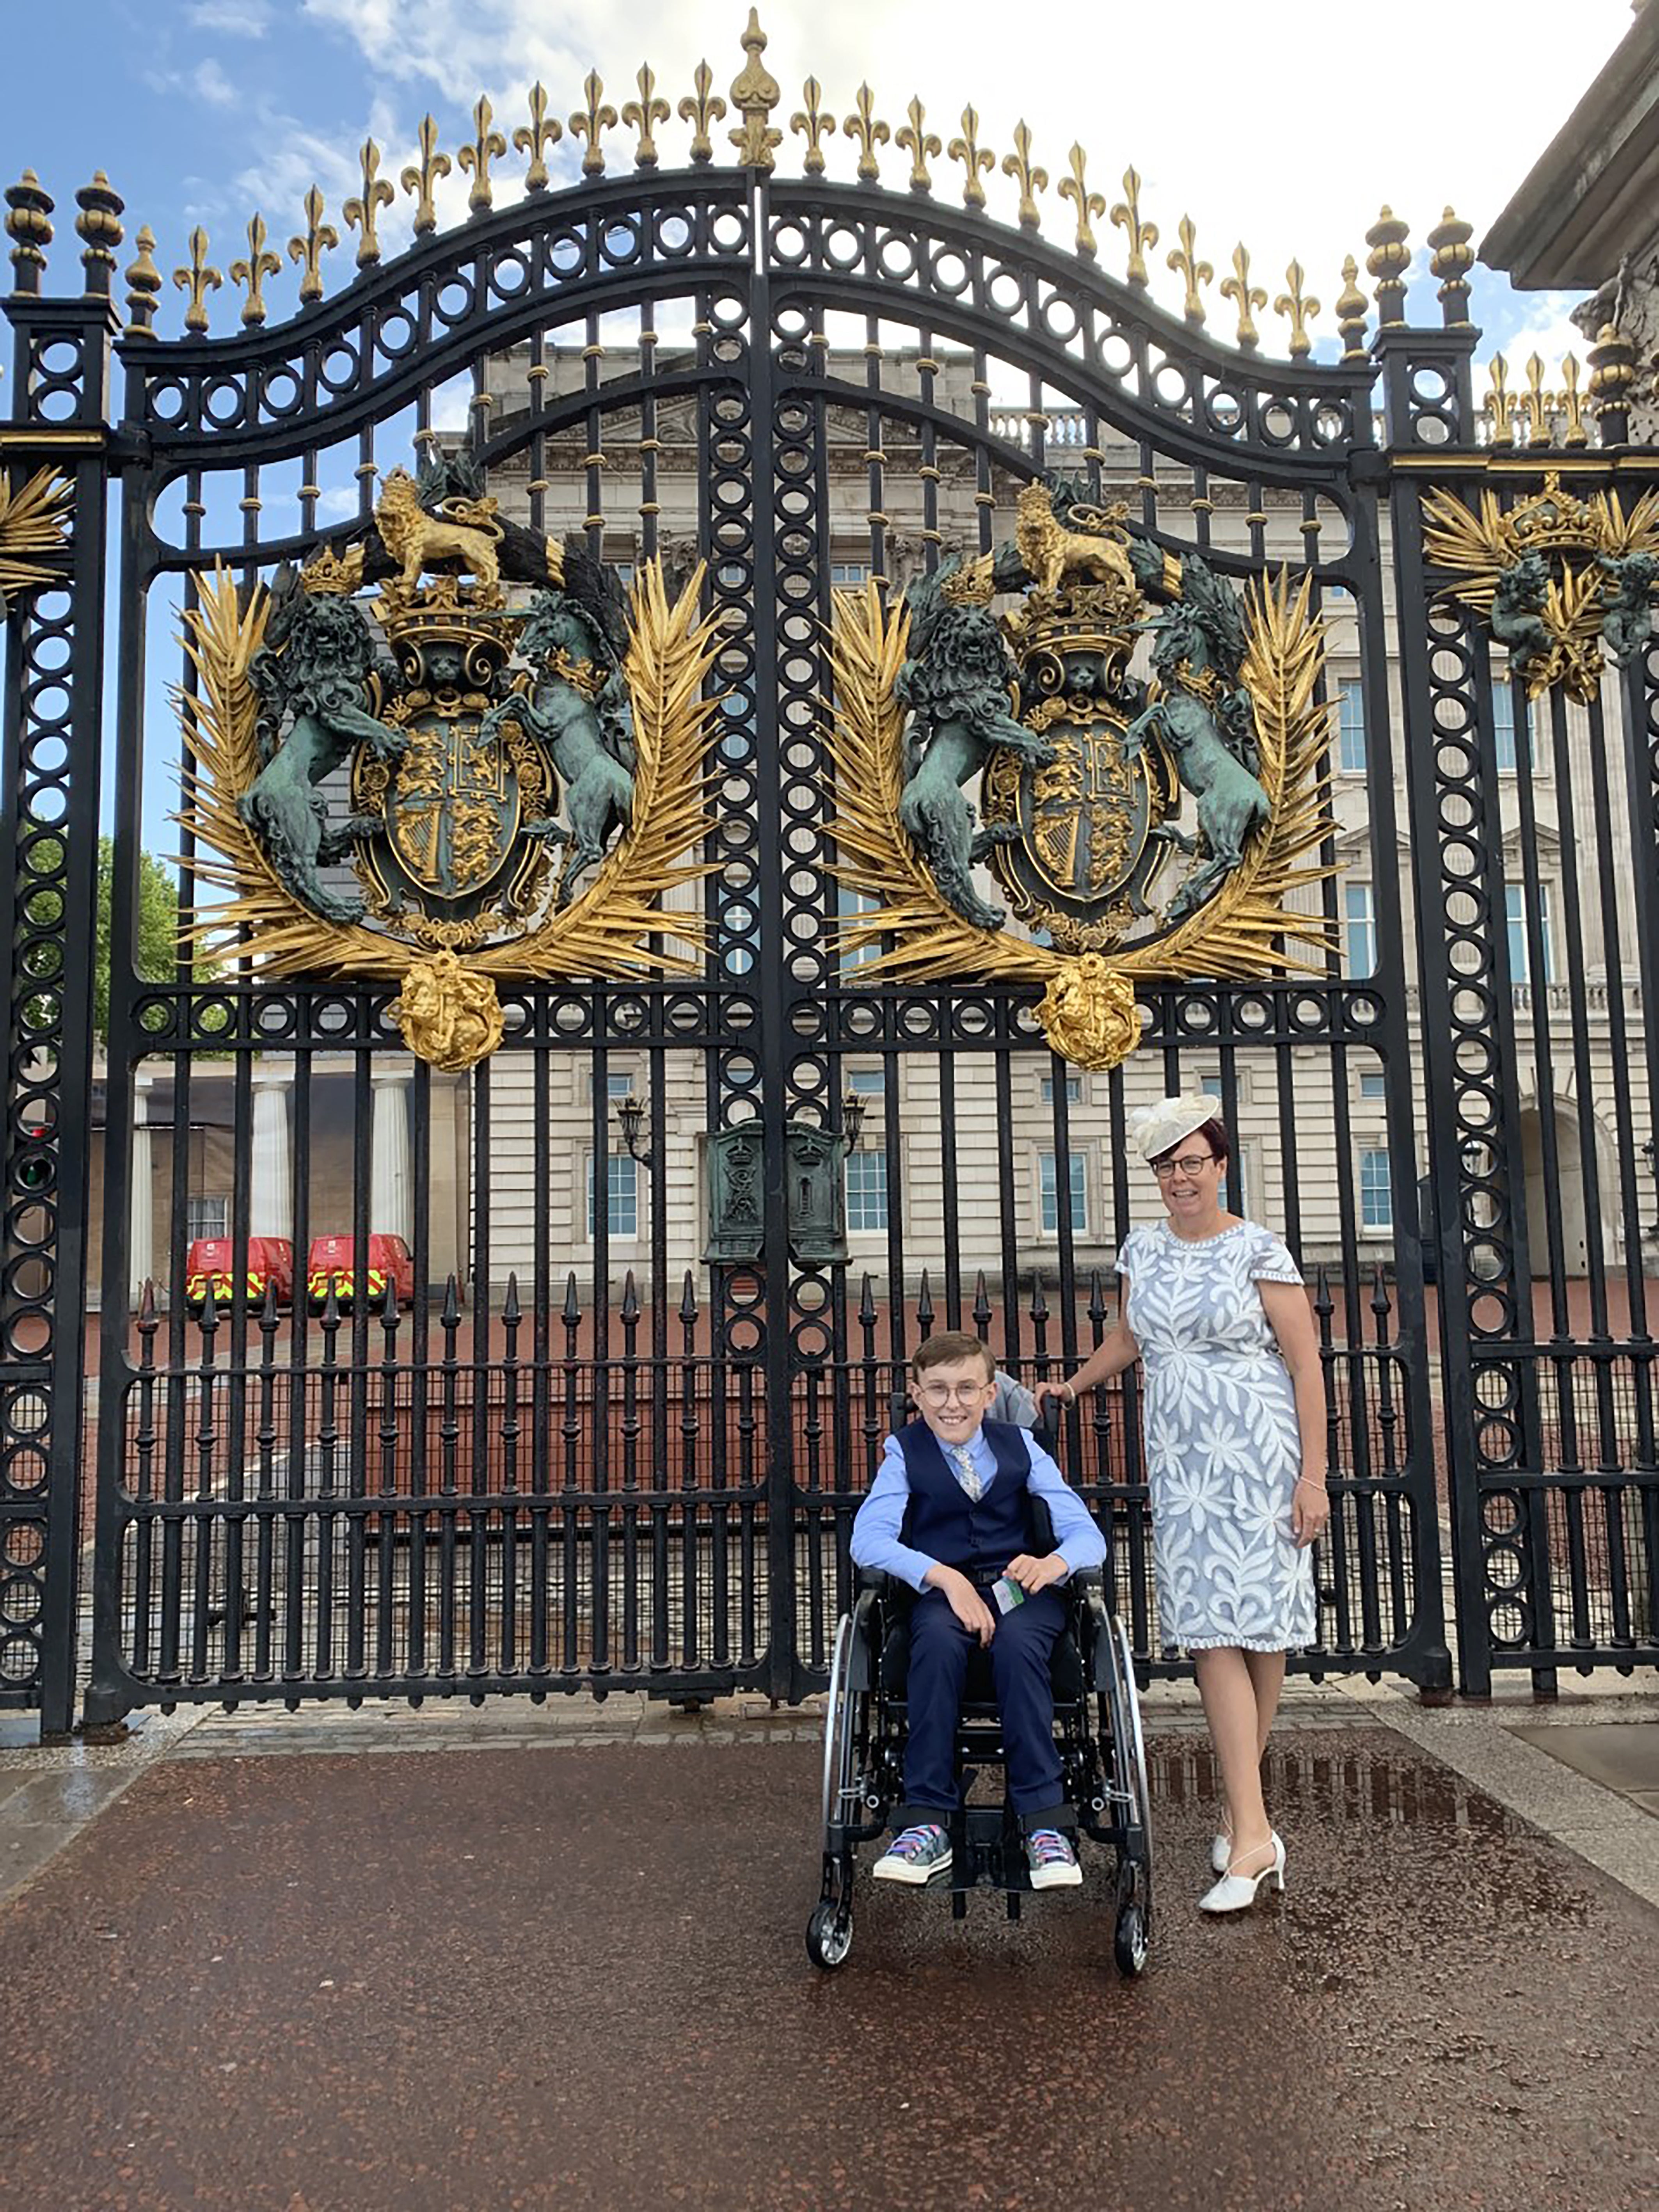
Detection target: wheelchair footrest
<box><xmin>941</xmin><ymin>1809</ymin><xmax>1036</xmax><ymax>1894</ymax></box>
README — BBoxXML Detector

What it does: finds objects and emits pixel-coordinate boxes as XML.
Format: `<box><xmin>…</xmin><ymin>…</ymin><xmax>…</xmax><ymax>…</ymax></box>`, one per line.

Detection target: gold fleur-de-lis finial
<box><xmin>228</xmin><ymin>212</ymin><xmax>280</xmax><ymax>328</ymax></box>
<box><xmin>569</xmin><ymin>73</ymin><xmax>619</xmax><ymax>177</ymax></box>
<box><xmin>947</xmin><ymin>108</ymin><xmax>995</xmax><ymax>210</ymax></box>
<box><xmin>1001</xmin><ymin>121</ymin><xmax>1047</xmax><ymax>231</ymax></box>
<box><xmin>400</xmin><ymin>115</ymin><xmax>452</xmax><ymax>235</ymax></box>
<box><xmin>623</xmin><ymin>64</ymin><xmax>670</xmax><ymax>168</ymax></box>
<box><xmin>1109</xmin><ymin>167</ymin><xmax>1158</xmax><ymax>288</ymax></box>
<box><xmin>1273</xmin><ymin>259</ymin><xmax>1319</xmax><ymax>359</ymax></box>
<box><xmin>843</xmin><ymin>84</ymin><xmax>891</xmax><ymax>182</ymax></box>
<box><xmin>1057</xmin><ymin>144</ymin><xmax>1105</xmax><ymax>258</ymax></box>
<box><xmin>1220</xmin><ymin>243</ymin><xmax>1266</xmax><ymax>350</ymax></box>
<box><xmin>1167</xmin><ymin>215</ymin><xmax>1213</xmax><ymax>327</ymax></box>
<box><xmin>679</xmin><ymin>60</ymin><xmax>727</xmax><ymax>163</ymax></box>
<box><xmin>343</xmin><ymin>140</ymin><xmax>394</xmax><ymax>267</ymax></box>
<box><xmin>790</xmin><ymin>78</ymin><xmax>834</xmax><ymax>174</ymax></box>
<box><xmin>286</xmin><ymin>185</ymin><xmax>338</xmax><ymax>306</ymax></box>
<box><xmin>1521</xmin><ymin>352</ymin><xmax>1552</xmax><ymax>446</ymax></box>
<box><xmin>896</xmin><ymin>98</ymin><xmax>940</xmax><ymax>194</ymax></box>
<box><xmin>1335</xmin><ymin>254</ymin><xmax>1368</xmax><ymax>361</ymax></box>
<box><xmin>513</xmin><ymin>83</ymin><xmax>564</xmax><ymax>191</ymax></box>
<box><xmin>172</xmin><ymin>225</ymin><xmax>222</xmax><ymax>333</ymax></box>
<box><xmin>457</xmin><ymin>96</ymin><xmax>508</xmax><ymax>211</ymax></box>
<box><xmin>1558</xmin><ymin>353</ymin><xmax>1588</xmax><ymax>448</ymax></box>
<box><xmin>1482</xmin><ymin>354</ymin><xmax>1513</xmax><ymax>446</ymax></box>
<box><xmin>728</xmin><ymin>8</ymin><xmax>782</xmax><ymax>170</ymax></box>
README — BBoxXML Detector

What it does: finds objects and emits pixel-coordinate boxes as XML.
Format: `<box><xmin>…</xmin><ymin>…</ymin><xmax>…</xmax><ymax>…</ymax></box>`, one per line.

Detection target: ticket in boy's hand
<box><xmin>992</xmin><ymin>1575</ymin><xmax>1026</xmax><ymax>1614</ymax></box>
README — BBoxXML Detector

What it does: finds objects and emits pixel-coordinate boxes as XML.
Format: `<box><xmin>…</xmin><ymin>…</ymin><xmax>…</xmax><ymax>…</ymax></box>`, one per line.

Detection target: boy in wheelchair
<box><xmin>850</xmin><ymin>1330</ymin><xmax>1107</xmax><ymax>1890</ymax></box>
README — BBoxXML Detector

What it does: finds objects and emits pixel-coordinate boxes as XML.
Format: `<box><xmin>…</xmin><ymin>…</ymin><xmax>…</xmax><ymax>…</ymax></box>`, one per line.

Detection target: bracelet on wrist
<box><xmin>1295</xmin><ymin>1475</ymin><xmax>1327</xmax><ymax>1491</ymax></box>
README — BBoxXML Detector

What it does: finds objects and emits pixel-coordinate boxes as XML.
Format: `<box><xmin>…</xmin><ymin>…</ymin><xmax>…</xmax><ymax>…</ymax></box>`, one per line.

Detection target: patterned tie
<box><xmin>950</xmin><ymin>1443</ymin><xmax>984</xmax><ymax>1504</ymax></box>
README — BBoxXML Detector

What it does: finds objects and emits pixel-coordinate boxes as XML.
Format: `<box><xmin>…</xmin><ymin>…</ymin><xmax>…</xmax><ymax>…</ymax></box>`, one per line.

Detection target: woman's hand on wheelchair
<box><xmin>1030</xmin><ymin>1379</ymin><xmax>1075</xmax><ymax>1414</ymax></box>
<box><xmin>1004</xmin><ymin>1551</ymin><xmax>1068</xmax><ymax>1594</ymax></box>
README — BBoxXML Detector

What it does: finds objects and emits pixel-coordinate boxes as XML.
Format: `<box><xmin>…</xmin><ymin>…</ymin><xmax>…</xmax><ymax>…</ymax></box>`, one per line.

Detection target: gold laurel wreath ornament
<box><xmin>176</xmin><ymin>558</ymin><xmax>721</xmax><ymax>1069</ymax></box>
<box><xmin>827</xmin><ymin>570</ymin><xmax>1336</xmax><ymax>1071</ymax></box>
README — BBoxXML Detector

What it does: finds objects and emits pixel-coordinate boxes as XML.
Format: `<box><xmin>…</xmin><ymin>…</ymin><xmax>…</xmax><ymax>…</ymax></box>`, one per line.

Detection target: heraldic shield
<box><xmin>176</xmin><ymin>453</ymin><xmax>720</xmax><ymax>1071</ymax></box>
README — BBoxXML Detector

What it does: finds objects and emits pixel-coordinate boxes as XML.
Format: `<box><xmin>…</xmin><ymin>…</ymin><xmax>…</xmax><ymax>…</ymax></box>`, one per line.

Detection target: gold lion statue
<box><xmin>390</xmin><ymin>951</ymin><xmax>504</xmax><ymax>1072</ymax></box>
<box><xmin>1015</xmin><ymin>481</ymin><xmax>1137</xmax><ymax>602</ymax></box>
<box><xmin>1037</xmin><ymin>953</ymin><xmax>1142</xmax><ymax>1071</ymax></box>
<box><xmin>376</xmin><ymin>466</ymin><xmax>504</xmax><ymax>597</ymax></box>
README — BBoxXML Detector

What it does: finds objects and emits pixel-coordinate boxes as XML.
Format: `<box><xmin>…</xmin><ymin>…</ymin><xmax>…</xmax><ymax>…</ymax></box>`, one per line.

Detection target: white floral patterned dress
<box><xmin>1115</xmin><ymin>1220</ymin><xmax>1316</xmax><ymax>1652</ymax></box>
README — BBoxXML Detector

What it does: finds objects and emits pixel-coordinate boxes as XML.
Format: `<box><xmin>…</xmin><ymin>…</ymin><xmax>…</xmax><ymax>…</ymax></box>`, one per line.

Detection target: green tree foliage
<box><xmin>22</xmin><ymin>836</ymin><xmax>212</xmax><ymax>1042</ymax></box>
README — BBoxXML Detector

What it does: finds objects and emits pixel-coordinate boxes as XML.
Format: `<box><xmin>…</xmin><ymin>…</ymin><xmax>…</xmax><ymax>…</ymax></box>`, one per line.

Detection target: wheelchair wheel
<box><xmin>805</xmin><ymin>1898</ymin><xmax>854</xmax><ymax>1970</ymax></box>
<box><xmin>1098</xmin><ymin>1609</ymin><xmax>1155</xmax><ymax>1959</ymax></box>
<box><xmin>821</xmin><ymin>1610</ymin><xmax>859</xmax><ymax>1831</ymax></box>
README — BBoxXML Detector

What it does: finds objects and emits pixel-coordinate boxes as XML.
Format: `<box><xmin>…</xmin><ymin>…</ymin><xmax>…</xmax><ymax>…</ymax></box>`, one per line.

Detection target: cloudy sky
<box><xmin>1</xmin><ymin>0</ymin><xmax>1638</xmax><ymax>373</ymax></box>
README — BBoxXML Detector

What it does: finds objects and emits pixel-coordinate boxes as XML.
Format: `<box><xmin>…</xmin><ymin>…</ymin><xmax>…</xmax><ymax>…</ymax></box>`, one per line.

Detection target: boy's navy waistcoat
<box><xmin>897</xmin><ymin>1416</ymin><xmax>1032</xmax><ymax>1578</ymax></box>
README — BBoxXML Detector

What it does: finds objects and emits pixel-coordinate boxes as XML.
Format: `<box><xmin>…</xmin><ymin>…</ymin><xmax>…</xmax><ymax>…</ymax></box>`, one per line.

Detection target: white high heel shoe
<box><xmin>1210</xmin><ymin>1826</ymin><xmax>1230</xmax><ymax>1876</ymax></box>
<box><xmin>1198</xmin><ymin>1832</ymin><xmax>1285</xmax><ymax>1914</ymax></box>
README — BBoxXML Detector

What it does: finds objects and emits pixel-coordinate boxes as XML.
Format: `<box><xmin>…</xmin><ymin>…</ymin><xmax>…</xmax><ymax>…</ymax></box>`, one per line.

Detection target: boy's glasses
<box><xmin>1152</xmin><ymin>1153</ymin><xmax>1217</xmax><ymax>1179</ymax></box>
<box><xmin>914</xmin><ymin>1381</ymin><xmax>994</xmax><ymax>1405</ymax></box>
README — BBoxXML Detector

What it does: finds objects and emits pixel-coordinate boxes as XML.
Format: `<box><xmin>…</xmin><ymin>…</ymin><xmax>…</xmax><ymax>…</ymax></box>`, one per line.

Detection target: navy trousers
<box><xmin>898</xmin><ymin>1582</ymin><xmax>1069</xmax><ymax>1828</ymax></box>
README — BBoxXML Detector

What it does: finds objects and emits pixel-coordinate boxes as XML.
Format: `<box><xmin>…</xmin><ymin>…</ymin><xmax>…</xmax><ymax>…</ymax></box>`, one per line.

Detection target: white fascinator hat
<box><xmin>1127</xmin><ymin>1095</ymin><xmax>1220</xmax><ymax>1162</ymax></box>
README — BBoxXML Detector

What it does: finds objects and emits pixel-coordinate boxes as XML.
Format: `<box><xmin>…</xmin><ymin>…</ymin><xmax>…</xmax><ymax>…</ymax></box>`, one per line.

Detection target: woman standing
<box><xmin>1034</xmin><ymin>1096</ymin><xmax>1329</xmax><ymax>1913</ymax></box>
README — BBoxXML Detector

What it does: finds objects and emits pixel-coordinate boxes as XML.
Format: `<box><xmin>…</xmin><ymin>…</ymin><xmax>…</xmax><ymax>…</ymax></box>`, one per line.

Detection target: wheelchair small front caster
<box><xmin>806</xmin><ymin>1901</ymin><xmax>853</xmax><ymax>1970</ymax></box>
<box><xmin>1113</xmin><ymin>1900</ymin><xmax>1149</xmax><ymax>1978</ymax></box>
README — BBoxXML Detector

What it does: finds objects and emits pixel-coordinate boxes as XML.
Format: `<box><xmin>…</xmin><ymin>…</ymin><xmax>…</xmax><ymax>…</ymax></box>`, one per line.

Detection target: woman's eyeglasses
<box><xmin>1152</xmin><ymin>1152</ymin><xmax>1217</xmax><ymax>1180</ymax></box>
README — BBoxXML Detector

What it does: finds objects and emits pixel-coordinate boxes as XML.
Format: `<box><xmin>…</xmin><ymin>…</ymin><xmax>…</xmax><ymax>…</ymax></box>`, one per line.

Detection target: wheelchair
<box><xmin>807</xmin><ymin>1491</ymin><xmax>1155</xmax><ymax>1977</ymax></box>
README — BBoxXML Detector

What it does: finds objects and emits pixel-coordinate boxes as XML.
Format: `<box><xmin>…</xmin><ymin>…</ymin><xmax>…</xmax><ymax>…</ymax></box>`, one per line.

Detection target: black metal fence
<box><xmin>1</xmin><ymin>108</ymin><xmax>1654</xmax><ymax>1728</ymax></box>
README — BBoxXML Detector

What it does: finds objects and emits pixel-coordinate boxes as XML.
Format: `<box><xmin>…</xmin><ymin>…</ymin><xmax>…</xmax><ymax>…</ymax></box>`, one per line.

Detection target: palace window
<box><xmin>830</xmin><ymin>561</ymin><xmax>871</xmax><ymax>587</ymax></box>
<box><xmin>846</xmin><ymin>1148</ymin><xmax>888</xmax><ymax>1232</ymax></box>
<box><xmin>1492</xmin><ymin>681</ymin><xmax>1519</xmax><ymax>775</ymax></box>
<box><xmin>1359</xmin><ymin>1148</ymin><xmax>1393</xmax><ymax>1230</ymax></box>
<box><xmin>1338</xmin><ymin>679</ymin><xmax>1366</xmax><ymax>774</ymax></box>
<box><xmin>587</xmin><ymin>1153</ymin><xmax>639</xmax><ymax>1239</ymax></box>
<box><xmin>837</xmin><ymin>885</ymin><xmax>881</xmax><ymax>972</ymax></box>
<box><xmin>187</xmin><ymin>1196</ymin><xmax>228</xmax><ymax>1241</ymax></box>
<box><xmin>1041</xmin><ymin>1074</ymin><xmax>1083</xmax><ymax>1106</ymax></box>
<box><xmin>1505</xmin><ymin>881</ymin><xmax>1555</xmax><ymax>986</ymax></box>
<box><xmin>1039</xmin><ymin>1151</ymin><xmax>1087</xmax><ymax>1235</ymax></box>
<box><xmin>1345</xmin><ymin>883</ymin><xmax>1376</xmax><ymax>977</ymax></box>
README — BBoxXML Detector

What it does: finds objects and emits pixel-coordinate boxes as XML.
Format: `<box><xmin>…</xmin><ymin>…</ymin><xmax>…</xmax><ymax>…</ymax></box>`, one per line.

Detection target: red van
<box><xmin>183</xmin><ymin>1237</ymin><xmax>295</xmax><ymax>1315</ymax></box>
<box><xmin>306</xmin><ymin>1233</ymin><xmax>415</xmax><ymax>1313</ymax></box>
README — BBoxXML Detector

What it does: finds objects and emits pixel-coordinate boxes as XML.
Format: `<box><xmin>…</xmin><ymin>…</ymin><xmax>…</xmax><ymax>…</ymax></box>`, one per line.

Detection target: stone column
<box><xmin>128</xmin><ymin>1068</ymin><xmax>154</xmax><ymax>1308</ymax></box>
<box><xmin>371</xmin><ymin>1058</ymin><xmax>414</xmax><ymax>1241</ymax></box>
<box><xmin>249</xmin><ymin>1061</ymin><xmax>293</xmax><ymax>1238</ymax></box>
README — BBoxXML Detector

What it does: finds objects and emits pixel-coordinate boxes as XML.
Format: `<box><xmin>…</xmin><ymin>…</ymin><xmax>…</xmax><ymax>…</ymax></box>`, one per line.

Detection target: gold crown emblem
<box><xmin>377</xmin><ymin>573</ymin><xmax>512</xmax><ymax>658</ymax></box>
<box><xmin>939</xmin><ymin>553</ymin><xmax>996</xmax><ymax>606</ymax></box>
<box><xmin>1503</xmin><ymin>471</ymin><xmax>1603</xmax><ymax>558</ymax></box>
<box><xmin>298</xmin><ymin>544</ymin><xmax>365</xmax><ymax>596</ymax></box>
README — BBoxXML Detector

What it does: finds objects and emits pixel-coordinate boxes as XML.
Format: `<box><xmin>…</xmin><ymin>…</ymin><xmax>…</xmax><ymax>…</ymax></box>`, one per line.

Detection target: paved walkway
<box><xmin>0</xmin><ymin>1683</ymin><xmax>1654</xmax><ymax>2211</ymax></box>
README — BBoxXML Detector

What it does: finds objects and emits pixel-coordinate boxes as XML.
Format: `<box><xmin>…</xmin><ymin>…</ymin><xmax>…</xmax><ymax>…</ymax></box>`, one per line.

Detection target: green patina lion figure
<box><xmin>242</xmin><ymin>584</ymin><xmax>406</xmax><ymax>923</ymax></box>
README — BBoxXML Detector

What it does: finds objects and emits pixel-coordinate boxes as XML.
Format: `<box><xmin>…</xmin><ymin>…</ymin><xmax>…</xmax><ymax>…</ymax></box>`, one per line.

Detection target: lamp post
<box><xmin>840</xmin><ymin>1089</ymin><xmax>868</xmax><ymax>1152</ymax></box>
<box><xmin>614</xmin><ymin>1090</ymin><xmax>651</xmax><ymax>1167</ymax></box>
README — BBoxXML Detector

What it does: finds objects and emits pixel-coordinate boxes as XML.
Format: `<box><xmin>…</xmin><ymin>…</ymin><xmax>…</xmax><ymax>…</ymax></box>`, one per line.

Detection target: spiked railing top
<box><xmin>5</xmin><ymin>11</ymin><xmax>1471</xmax><ymax>370</ymax></box>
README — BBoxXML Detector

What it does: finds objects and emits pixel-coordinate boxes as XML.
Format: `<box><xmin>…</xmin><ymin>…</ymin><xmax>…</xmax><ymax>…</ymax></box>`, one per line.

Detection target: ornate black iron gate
<box><xmin>2</xmin><ymin>20</ymin><xmax>1653</xmax><ymax>1731</ymax></box>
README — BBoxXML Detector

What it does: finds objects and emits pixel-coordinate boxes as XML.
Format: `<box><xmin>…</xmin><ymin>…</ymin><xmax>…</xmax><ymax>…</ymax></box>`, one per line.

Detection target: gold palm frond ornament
<box><xmin>178</xmin><ymin>539</ymin><xmax>721</xmax><ymax>1070</ymax></box>
<box><xmin>826</xmin><ymin>539</ymin><xmax>1336</xmax><ymax>1072</ymax></box>
<box><xmin>1421</xmin><ymin>471</ymin><xmax>1659</xmax><ymax>703</ymax></box>
<box><xmin>0</xmin><ymin>467</ymin><xmax>73</xmax><ymax>615</ymax></box>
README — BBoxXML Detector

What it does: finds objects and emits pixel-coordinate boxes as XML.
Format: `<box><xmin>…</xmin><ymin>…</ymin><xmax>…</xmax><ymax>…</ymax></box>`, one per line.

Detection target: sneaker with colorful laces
<box><xmin>1025</xmin><ymin>1826</ymin><xmax>1082</xmax><ymax>1889</ymax></box>
<box><xmin>871</xmin><ymin>1821</ymin><xmax>952</xmax><ymax>1885</ymax></box>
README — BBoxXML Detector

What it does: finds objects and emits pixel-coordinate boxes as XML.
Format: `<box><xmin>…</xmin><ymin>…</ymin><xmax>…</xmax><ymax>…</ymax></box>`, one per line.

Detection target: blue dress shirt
<box><xmin>850</xmin><ymin>1424</ymin><xmax>1108</xmax><ymax>1594</ymax></box>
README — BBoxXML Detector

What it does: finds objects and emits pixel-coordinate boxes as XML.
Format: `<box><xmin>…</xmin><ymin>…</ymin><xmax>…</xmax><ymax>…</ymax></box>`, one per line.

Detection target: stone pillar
<box><xmin>249</xmin><ymin>1061</ymin><xmax>293</xmax><ymax>1238</ymax></box>
<box><xmin>371</xmin><ymin>1058</ymin><xmax>413</xmax><ymax>1241</ymax></box>
<box><xmin>128</xmin><ymin>1068</ymin><xmax>154</xmax><ymax>1308</ymax></box>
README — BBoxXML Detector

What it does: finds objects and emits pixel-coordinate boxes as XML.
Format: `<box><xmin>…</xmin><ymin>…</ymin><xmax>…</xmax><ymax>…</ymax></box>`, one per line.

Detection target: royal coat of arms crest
<box><xmin>829</xmin><ymin>477</ymin><xmax>1337</xmax><ymax>1070</ymax></box>
<box><xmin>178</xmin><ymin>455</ymin><xmax>720</xmax><ymax>1069</ymax></box>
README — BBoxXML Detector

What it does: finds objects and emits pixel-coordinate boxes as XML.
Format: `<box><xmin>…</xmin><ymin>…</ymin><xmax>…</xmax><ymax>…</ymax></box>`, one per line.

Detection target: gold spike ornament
<box><xmin>1335</xmin><ymin>254</ymin><xmax>1368</xmax><ymax>361</ymax></box>
<box><xmin>947</xmin><ymin>108</ymin><xmax>996</xmax><ymax>210</ymax></box>
<box><xmin>1058</xmin><ymin>145</ymin><xmax>1105</xmax><ymax>259</ymax></box>
<box><xmin>514</xmin><ymin>84</ymin><xmax>564</xmax><ymax>192</ymax></box>
<box><xmin>1167</xmin><ymin>215</ymin><xmax>1213</xmax><ymax>327</ymax></box>
<box><xmin>287</xmin><ymin>186</ymin><xmax>339</xmax><ymax>306</ymax></box>
<box><xmin>458</xmin><ymin>96</ymin><xmax>508</xmax><ymax>210</ymax></box>
<box><xmin>896</xmin><ymin>98</ymin><xmax>940</xmax><ymax>194</ymax></box>
<box><xmin>623</xmin><ymin>65</ymin><xmax>671</xmax><ymax>168</ymax></box>
<box><xmin>790</xmin><ymin>79</ymin><xmax>834</xmax><ymax>174</ymax></box>
<box><xmin>401</xmin><ymin>115</ymin><xmax>453</xmax><ymax>234</ymax></box>
<box><xmin>1001</xmin><ymin>121</ymin><xmax>1047</xmax><ymax>231</ymax></box>
<box><xmin>1109</xmin><ymin>167</ymin><xmax>1158</xmax><ymax>289</ymax></box>
<box><xmin>728</xmin><ymin>9</ymin><xmax>782</xmax><ymax>170</ymax></box>
<box><xmin>343</xmin><ymin>140</ymin><xmax>394</xmax><ymax>267</ymax></box>
<box><xmin>843</xmin><ymin>84</ymin><xmax>891</xmax><ymax>183</ymax></box>
<box><xmin>228</xmin><ymin>213</ymin><xmax>280</xmax><ymax>327</ymax></box>
<box><xmin>679</xmin><ymin>61</ymin><xmax>727</xmax><ymax>164</ymax></box>
<box><xmin>1220</xmin><ymin>244</ymin><xmax>1266</xmax><ymax>351</ymax></box>
<box><xmin>172</xmin><ymin>226</ymin><xmax>222</xmax><ymax>333</ymax></box>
